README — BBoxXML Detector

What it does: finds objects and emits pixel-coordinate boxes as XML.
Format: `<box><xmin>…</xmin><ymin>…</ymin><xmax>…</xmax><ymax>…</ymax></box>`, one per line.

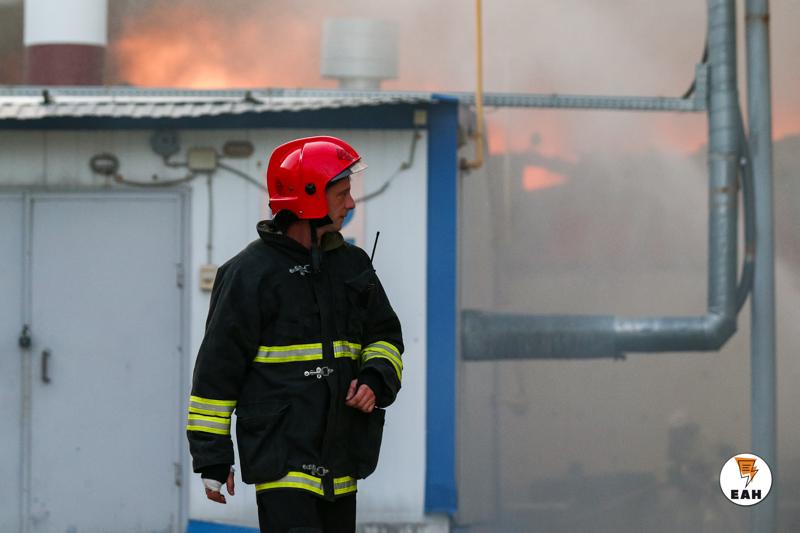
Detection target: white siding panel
<box><xmin>354</xmin><ymin>129</ymin><xmax>429</xmax><ymax>523</ymax></box>
<box><xmin>0</xmin><ymin>131</ymin><xmax>46</xmax><ymax>184</ymax></box>
<box><xmin>0</xmin><ymin>126</ymin><xmax>432</xmax><ymax>529</ymax></box>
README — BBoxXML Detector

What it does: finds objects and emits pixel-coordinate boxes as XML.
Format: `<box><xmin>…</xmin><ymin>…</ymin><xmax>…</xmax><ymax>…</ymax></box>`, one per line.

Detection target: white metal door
<box><xmin>0</xmin><ymin>194</ymin><xmax>24</xmax><ymax>533</ymax></box>
<box><xmin>27</xmin><ymin>193</ymin><xmax>185</xmax><ymax>533</ymax></box>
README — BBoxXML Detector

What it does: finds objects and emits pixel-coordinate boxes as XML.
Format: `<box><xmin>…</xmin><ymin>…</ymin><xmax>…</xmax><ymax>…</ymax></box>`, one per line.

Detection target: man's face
<box><xmin>326</xmin><ymin>177</ymin><xmax>356</xmax><ymax>231</ymax></box>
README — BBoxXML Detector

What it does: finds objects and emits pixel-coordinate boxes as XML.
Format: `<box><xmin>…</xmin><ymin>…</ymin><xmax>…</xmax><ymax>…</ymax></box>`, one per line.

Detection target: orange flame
<box><xmin>522</xmin><ymin>165</ymin><xmax>567</xmax><ymax>191</ymax></box>
<box><xmin>106</xmin><ymin>1</ymin><xmax>800</xmax><ymax>158</ymax></box>
<box><xmin>111</xmin><ymin>2</ymin><xmax>322</xmax><ymax>89</ymax></box>
<box><xmin>487</xmin><ymin>113</ymin><xmax>578</xmax><ymax>162</ymax></box>
<box><xmin>775</xmin><ymin>106</ymin><xmax>800</xmax><ymax>141</ymax></box>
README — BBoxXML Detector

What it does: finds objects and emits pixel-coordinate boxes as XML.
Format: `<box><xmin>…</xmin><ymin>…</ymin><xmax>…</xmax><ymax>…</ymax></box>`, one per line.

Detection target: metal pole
<box><xmin>745</xmin><ymin>1</ymin><xmax>777</xmax><ymax>532</ymax></box>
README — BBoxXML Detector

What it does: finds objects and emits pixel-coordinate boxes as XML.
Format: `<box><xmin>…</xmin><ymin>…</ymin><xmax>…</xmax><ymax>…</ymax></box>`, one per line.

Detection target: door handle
<box><xmin>41</xmin><ymin>349</ymin><xmax>51</xmax><ymax>384</ymax></box>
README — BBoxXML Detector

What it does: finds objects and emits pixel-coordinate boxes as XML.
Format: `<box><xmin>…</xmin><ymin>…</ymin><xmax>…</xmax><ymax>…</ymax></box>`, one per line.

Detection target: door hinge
<box><xmin>18</xmin><ymin>324</ymin><xmax>32</xmax><ymax>349</ymax></box>
<box><xmin>176</xmin><ymin>263</ymin><xmax>184</xmax><ymax>289</ymax></box>
<box><xmin>174</xmin><ymin>462</ymin><xmax>182</xmax><ymax>486</ymax></box>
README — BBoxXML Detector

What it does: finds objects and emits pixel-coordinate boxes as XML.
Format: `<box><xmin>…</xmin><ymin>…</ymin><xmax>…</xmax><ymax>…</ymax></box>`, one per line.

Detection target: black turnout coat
<box><xmin>187</xmin><ymin>222</ymin><xmax>404</xmax><ymax>500</ymax></box>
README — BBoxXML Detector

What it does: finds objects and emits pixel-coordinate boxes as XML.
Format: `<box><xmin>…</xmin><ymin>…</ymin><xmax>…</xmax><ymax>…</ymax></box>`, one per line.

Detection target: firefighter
<box><xmin>187</xmin><ymin>136</ymin><xmax>404</xmax><ymax>533</ymax></box>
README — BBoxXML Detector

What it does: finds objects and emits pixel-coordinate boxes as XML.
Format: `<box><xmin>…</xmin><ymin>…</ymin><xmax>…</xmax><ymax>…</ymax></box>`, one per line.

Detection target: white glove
<box><xmin>203</xmin><ymin>478</ymin><xmax>223</xmax><ymax>493</ymax></box>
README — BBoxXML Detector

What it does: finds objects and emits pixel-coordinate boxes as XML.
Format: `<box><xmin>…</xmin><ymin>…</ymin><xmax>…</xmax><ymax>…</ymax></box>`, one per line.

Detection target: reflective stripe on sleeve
<box><xmin>333</xmin><ymin>476</ymin><xmax>358</xmax><ymax>495</ymax></box>
<box><xmin>254</xmin><ymin>343</ymin><xmax>323</xmax><ymax>363</ymax></box>
<box><xmin>188</xmin><ymin>395</ymin><xmax>236</xmax><ymax>418</ymax></box>
<box><xmin>186</xmin><ymin>413</ymin><xmax>231</xmax><ymax>436</ymax></box>
<box><xmin>333</xmin><ymin>340</ymin><xmax>362</xmax><ymax>360</ymax></box>
<box><xmin>362</xmin><ymin>341</ymin><xmax>403</xmax><ymax>381</ymax></box>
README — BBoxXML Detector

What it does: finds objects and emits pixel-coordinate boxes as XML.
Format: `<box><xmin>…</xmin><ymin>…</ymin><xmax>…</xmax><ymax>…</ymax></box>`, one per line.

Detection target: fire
<box><xmin>774</xmin><ymin>106</ymin><xmax>800</xmax><ymax>141</ymax></box>
<box><xmin>106</xmin><ymin>1</ymin><xmax>800</xmax><ymax>161</ymax></box>
<box><xmin>487</xmin><ymin>112</ymin><xmax>578</xmax><ymax>161</ymax></box>
<box><xmin>651</xmin><ymin>114</ymin><xmax>708</xmax><ymax>154</ymax></box>
<box><xmin>110</xmin><ymin>2</ymin><xmax>322</xmax><ymax>89</ymax></box>
<box><xmin>522</xmin><ymin>165</ymin><xmax>567</xmax><ymax>191</ymax></box>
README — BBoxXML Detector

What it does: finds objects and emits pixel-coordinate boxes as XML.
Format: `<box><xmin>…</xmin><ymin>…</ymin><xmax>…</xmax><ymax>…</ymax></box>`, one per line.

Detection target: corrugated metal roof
<box><xmin>0</xmin><ymin>87</ymin><xmax>435</xmax><ymax>121</ymax></box>
<box><xmin>0</xmin><ymin>86</ymin><xmax>702</xmax><ymax>119</ymax></box>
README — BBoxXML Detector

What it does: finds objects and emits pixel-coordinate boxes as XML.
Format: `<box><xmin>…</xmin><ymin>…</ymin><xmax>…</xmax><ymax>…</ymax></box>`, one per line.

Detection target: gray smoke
<box><xmin>1</xmin><ymin>2</ymin><xmax>800</xmax><ymax>531</ymax></box>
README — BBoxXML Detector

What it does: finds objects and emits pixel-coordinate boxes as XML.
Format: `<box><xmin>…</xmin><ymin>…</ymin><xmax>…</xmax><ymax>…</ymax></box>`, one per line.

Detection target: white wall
<box><xmin>0</xmin><ymin>127</ymin><xmax>430</xmax><ymax>529</ymax></box>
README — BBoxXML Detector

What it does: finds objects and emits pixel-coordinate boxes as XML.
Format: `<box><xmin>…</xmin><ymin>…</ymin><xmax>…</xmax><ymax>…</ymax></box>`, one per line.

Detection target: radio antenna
<box><xmin>370</xmin><ymin>231</ymin><xmax>381</xmax><ymax>263</ymax></box>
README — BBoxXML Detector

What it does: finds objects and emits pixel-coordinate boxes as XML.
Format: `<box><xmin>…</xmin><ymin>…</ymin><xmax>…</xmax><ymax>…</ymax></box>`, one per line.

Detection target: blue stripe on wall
<box><xmin>187</xmin><ymin>519</ymin><xmax>259</xmax><ymax>533</ymax></box>
<box><xmin>425</xmin><ymin>95</ymin><xmax>459</xmax><ymax>514</ymax></box>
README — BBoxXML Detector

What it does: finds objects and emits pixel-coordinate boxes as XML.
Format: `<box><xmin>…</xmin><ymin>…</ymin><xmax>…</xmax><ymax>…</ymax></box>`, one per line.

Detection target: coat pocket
<box><xmin>235</xmin><ymin>403</ymin><xmax>289</xmax><ymax>484</ymax></box>
<box><xmin>349</xmin><ymin>407</ymin><xmax>386</xmax><ymax>479</ymax></box>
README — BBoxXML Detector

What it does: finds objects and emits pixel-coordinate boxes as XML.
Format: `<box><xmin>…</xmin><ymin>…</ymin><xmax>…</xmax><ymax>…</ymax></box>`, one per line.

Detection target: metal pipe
<box><xmin>745</xmin><ymin>1</ymin><xmax>777</xmax><ymax>531</ymax></box>
<box><xmin>273</xmin><ymin>87</ymin><xmax>709</xmax><ymax>113</ymax></box>
<box><xmin>272</xmin><ymin>88</ymin><xmax>708</xmax><ymax>113</ymax></box>
<box><xmin>462</xmin><ymin>0</ymin><xmax>486</xmax><ymax>170</ymax></box>
<box><xmin>736</xmin><ymin>109</ymin><xmax>756</xmax><ymax>312</ymax></box>
<box><xmin>0</xmin><ymin>85</ymin><xmax>708</xmax><ymax>113</ymax></box>
<box><xmin>461</xmin><ymin>0</ymin><xmax>742</xmax><ymax>360</ymax></box>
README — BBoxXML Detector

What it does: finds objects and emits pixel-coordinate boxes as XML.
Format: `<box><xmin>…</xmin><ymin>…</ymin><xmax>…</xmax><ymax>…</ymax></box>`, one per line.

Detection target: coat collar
<box><xmin>256</xmin><ymin>220</ymin><xmax>345</xmax><ymax>257</ymax></box>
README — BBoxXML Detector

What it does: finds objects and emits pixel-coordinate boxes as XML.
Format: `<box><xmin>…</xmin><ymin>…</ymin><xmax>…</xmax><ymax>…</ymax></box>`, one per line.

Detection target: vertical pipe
<box><xmin>745</xmin><ymin>1</ymin><xmax>777</xmax><ymax>532</ymax></box>
<box><xmin>462</xmin><ymin>0</ymin><xmax>484</xmax><ymax>169</ymax></box>
<box><xmin>473</xmin><ymin>0</ymin><xmax>484</xmax><ymax>167</ymax></box>
<box><xmin>706</xmin><ymin>0</ymin><xmax>739</xmax><ymax>321</ymax></box>
<box><xmin>21</xmin><ymin>195</ymin><xmax>32</xmax><ymax>533</ymax></box>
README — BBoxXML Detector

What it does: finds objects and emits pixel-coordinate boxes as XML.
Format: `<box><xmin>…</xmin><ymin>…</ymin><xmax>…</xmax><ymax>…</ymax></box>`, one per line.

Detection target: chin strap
<box><xmin>310</xmin><ymin>222</ymin><xmax>321</xmax><ymax>273</ymax></box>
<box><xmin>309</xmin><ymin>216</ymin><xmax>334</xmax><ymax>273</ymax></box>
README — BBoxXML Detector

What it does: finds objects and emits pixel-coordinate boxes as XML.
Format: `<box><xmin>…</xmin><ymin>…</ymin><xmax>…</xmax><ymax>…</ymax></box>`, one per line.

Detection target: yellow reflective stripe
<box><xmin>188</xmin><ymin>396</ymin><xmax>236</xmax><ymax>417</ymax></box>
<box><xmin>363</xmin><ymin>342</ymin><xmax>403</xmax><ymax>381</ymax></box>
<box><xmin>288</xmin><ymin>472</ymin><xmax>319</xmax><ymax>483</ymax></box>
<box><xmin>263</xmin><ymin>342</ymin><xmax>322</xmax><ymax>352</ymax></box>
<box><xmin>335</xmin><ymin>485</ymin><xmax>357</xmax><ymax>495</ymax></box>
<box><xmin>362</xmin><ymin>354</ymin><xmax>402</xmax><ymax>382</ymax></box>
<box><xmin>255</xmin><ymin>472</ymin><xmax>357</xmax><ymax>497</ymax></box>
<box><xmin>363</xmin><ymin>346</ymin><xmax>403</xmax><ymax>370</ymax></box>
<box><xmin>334</xmin><ymin>340</ymin><xmax>362</xmax><ymax>350</ymax></box>
<box><xmin>260</xmin><ymin>481</ymin><xmax>324</xmax><ymax>495</ymax></box>
<box><xmin>333</xmin><ymin>340</ymin><xmax>362</xmax><ymax>360</ymax></box>
<box><xmin>187</xmin><ymin>413</ymin><xmax>231</xmax><ymax>425</ymax></box>
<box><xmin>254</xmin><ymin>343</ymin><xmax>323</xmax><ymax>363</ymax></box>
<box><xmin>256</xmin><ymin>471</ymin><xmax>324</xmax><ymax>496</ymax></box>
<box><xmin>188</xmin><ymin>406</ymin><xmax>232</xmax><ymax>417</ymax></box>
<box><xmin>186</xmin><ymin>425</ymin><xmax>230</xmax><ymax>436</ymax></box>
<box><xmin>371</xmin><ymin>341</ymin><xmax>401</xmax><ymax>359</ymax></box>
<box><xmin>333</xmin><ymin>476</ymin><xmax>358</xmax><ymax>495</ymax></box>
<box><xmin>254</xmin><ymin>341</ymin><xmax>364</xmax><ymax>363</ymax></box>
<box><xmin>189</xmin><ymin>395</ymin><xmax>237</xmax><ymax>406</ymax></box>
<box><xmin>254</xmin><ymin>354</ymin><xmax>322</xmax><ymax>363</ymax></box>
<box><xmin>186</xmin><ymin>414</ymin><xmax>231</xmax><ymax>436</ymax></box>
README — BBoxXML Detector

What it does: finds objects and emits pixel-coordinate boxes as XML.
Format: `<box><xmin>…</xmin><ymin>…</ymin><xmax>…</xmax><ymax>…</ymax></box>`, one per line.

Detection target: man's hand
<box><xmin>345</xmin><ymin>379</ymin><xmax>376</xmax><ymax>413</ymax></box>
<box><xmin>204</xmin><ymin>469</ymin><xmax>235</xmax><ymax>504</ymax></box>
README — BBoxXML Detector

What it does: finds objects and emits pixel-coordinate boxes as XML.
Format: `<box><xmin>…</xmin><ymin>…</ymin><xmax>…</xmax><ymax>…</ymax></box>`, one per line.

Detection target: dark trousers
<box><xmin>256</xmin><ymin>490</ymin><xmax>356</xmax><ymax>533</ymax></box>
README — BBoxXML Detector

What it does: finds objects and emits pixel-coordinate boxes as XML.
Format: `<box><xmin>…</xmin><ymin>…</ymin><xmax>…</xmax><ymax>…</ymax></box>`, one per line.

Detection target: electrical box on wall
<box><xmin>187</xmin><ymin>148</ymin><xmax>218</xmax><ymax>172</ymax></box>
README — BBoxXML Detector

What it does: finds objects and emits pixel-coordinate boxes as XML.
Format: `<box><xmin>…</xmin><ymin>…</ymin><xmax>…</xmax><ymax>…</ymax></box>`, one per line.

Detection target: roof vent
<box><xmin>321</xmin><ymin>18</ymin><xmax>398</xmax><ymax>90</ymax></box>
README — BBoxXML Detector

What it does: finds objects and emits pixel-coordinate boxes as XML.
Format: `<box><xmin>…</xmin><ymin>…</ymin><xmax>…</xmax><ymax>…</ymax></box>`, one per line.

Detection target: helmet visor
<box><xmin>329</xmin><ymin>160</ymin><xmax>368</xmax><ymax>186</ymax></box>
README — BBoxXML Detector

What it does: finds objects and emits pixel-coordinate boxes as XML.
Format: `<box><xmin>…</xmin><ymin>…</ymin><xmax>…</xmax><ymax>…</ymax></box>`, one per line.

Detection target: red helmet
<box><xmin>267</xmin><ymin>136</ymin><xmax>366</xmax><ymax>220</ymax></box>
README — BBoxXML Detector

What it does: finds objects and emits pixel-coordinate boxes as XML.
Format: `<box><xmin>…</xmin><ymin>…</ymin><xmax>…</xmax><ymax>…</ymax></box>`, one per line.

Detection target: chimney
<box><xmin>321</xmin><ymin>18</ymin><xmax>397</xmax><ymax>90</ymax></box>
<box><xmin>24</xmin><ymin>0</ymin><xmax>107</xmax><ymax>85</ymax></box>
